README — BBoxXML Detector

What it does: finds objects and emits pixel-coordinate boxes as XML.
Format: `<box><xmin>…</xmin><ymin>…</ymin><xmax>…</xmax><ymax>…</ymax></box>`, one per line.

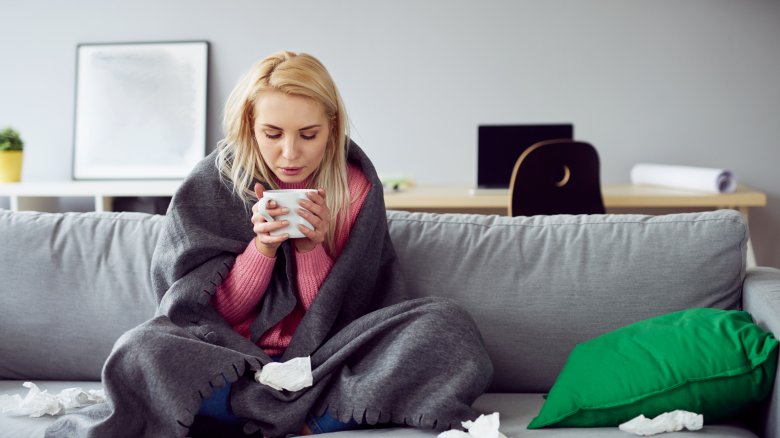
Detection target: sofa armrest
<box><xmin>744</xmin><ymin>267</ymin><xmax>780</xmax><ymax>438</ymax></box>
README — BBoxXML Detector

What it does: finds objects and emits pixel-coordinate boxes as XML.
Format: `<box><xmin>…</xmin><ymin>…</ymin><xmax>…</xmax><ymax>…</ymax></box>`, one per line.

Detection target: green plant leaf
<box><xmin>0</xmin><ymin>127</ymin><xmax>24</xmax><ymax>151</ymax></box>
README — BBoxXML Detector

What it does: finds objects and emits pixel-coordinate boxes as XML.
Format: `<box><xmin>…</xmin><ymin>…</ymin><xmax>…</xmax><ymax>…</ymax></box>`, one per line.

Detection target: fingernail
<box><xmin>282</xmin><ymin>220</ymin><xmax>289</xmax><ymax>225</ymax></box>
<box><xmin>281</xmin><ymin>208</ymin><xmax>289</xmax><ymax>213</ymax></box>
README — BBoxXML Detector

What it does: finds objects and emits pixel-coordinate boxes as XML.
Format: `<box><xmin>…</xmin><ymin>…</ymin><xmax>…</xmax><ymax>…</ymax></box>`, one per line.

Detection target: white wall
<box><xmin>2</xmin><ymin>0</ymin><xmax>779</xmax><ymax>266</ymax></box>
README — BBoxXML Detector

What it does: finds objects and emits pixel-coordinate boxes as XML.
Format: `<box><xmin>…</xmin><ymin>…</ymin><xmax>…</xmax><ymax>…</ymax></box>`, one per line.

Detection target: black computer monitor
<box><xmin>477</xmin><ymin>124</ymin><xmax>574</xmax><ymax>189</ymax></box>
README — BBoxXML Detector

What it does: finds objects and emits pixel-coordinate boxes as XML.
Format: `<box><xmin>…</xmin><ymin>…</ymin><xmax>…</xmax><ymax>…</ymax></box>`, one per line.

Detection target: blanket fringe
<box><xmin>195</xmin><ymin>262</ymin><xmax>233</xmax><ymax>306</ymax></box>
<box><xmin>319</xmin><ymin>402</ymin><xmax>455</xmax><ymax>432</ymax></box>
<box><xmin>180</xmin><ymin>357</ymin><xmax>250</xmax><ymax>435</ymax></box>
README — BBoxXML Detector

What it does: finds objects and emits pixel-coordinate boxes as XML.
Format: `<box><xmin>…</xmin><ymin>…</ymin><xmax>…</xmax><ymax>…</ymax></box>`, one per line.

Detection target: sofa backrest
<box><xmin>0</xmin><ymin>210</ymin><xmax>162</xmax><ymax>381</ymax></box>
<box><xmin>386</xmin><ymin>209</ymin><xmax>747</xmax><ymax>392</ymax></box>
<box><xmin>0</xmin><ymin>209</ymin><xmax>748</xmax><ymax>392</ymax></box>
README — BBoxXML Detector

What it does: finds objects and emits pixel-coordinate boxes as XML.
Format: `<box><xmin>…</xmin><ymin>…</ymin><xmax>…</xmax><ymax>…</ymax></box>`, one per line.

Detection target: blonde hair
<box><xmin>215</xmin><ymin>51</ymin><xmax>351</xmax><ymax>253</ymax></box>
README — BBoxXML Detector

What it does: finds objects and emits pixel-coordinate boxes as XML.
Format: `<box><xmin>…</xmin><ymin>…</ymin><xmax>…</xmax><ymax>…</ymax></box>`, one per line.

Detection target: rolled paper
<box><xmin>630</xmin><ymin>163</ymin><xmax>736</xmax><ymax>193</ymax></box>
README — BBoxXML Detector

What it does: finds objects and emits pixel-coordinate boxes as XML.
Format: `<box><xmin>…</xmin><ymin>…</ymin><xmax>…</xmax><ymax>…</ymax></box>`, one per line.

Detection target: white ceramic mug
<box><xmin>256</xmin><ymin>189</ymin><xmax>317</xmax><ymax>238</ymax></box>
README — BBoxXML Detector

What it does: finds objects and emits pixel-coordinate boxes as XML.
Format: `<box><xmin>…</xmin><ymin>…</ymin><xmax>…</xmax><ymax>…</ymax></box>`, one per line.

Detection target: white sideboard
<box><xmin>0</xmin><ymin>181</ymin><xmax>182</xmax><ymax>212</ymax></box>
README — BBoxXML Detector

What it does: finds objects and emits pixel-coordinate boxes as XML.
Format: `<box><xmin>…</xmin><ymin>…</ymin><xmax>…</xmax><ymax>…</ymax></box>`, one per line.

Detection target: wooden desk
<box><xmin>384</xmin><ymin>183</ymin><xmax>767</xmax><ymax>267</ymax></box>
<box><xmin>384</xmin><ymin>184</ymin><xmax>767</xmax><ymax>219</ymax></box>
<box><xmin>1</xmin><ymin>181</ymin><xmax>765</xmax><ymax>216</ymax></box>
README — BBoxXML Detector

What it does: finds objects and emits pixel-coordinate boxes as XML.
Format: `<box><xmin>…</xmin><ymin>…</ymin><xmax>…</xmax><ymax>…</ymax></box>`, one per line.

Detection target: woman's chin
<box><xmin>274</xmin><ymin>172</ymin><xmax>310</xmax><ymax>185</ymax></box>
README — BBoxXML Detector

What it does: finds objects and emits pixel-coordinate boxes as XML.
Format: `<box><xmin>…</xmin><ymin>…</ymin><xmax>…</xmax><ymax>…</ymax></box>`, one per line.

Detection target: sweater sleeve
<box><xmin>211</xmin><ymin>240</ymin><xmax>276</xmax><ymax>325</ymax></box>
<box><xmin>294</xmin><ymin>244</ymin><xmax>334</xmax><ymax>310</ymax></box>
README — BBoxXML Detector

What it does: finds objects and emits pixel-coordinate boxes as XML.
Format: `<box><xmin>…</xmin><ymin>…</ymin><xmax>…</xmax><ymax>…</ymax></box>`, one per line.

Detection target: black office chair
<box><xmin>508</xmin><ymin>139</ymin><xmax>606</xmax><ymax>216</ymax></box>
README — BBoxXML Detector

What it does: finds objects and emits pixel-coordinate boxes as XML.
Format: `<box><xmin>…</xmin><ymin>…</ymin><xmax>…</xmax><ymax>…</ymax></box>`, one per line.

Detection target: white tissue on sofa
<box><xmin>438</xmin><ymin>412</ymin><xmax>507</xmax><ymax>438</ymax></box>
<box><xmin>0</xmin><ymin>382</ymin><xmax>106</xmax><ymax>417</ymax></box>
<box><xmin>619</xmin><ymin>410</ymin><xmax>703</xmax><ymax>436</ymax></box>
<box><xmin>254</xmin><ymin>356</ymin><xmax>313</xmax><ymax>391</ymax></box>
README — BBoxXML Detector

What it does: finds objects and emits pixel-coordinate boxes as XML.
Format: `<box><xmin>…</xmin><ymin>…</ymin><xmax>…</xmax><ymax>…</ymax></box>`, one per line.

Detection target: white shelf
<box><xmin>0</xmin><ymin>180</ymin><xmax>182</xmax><ymax>212</ymax></box>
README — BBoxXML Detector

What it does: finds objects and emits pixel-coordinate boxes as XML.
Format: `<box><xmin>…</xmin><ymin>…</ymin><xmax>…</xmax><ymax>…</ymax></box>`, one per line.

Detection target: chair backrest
<box><xmin>508</xmin><ymin>139</ymin><xmax>606</xmax><ymax>216</ymax></box>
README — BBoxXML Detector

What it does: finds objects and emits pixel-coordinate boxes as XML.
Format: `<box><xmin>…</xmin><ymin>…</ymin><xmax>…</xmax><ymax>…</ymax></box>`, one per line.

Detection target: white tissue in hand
<box><xmin>255</xmin><ymin>356</ymin><xmax>313</xmax><ymax>391</ymax></box>
<box><xmin>0</xmin><ymin>382</ymin><xmax>106</xmax><ymax>417</ymax></box>
<box><xmin>619</xmin><ymin>410</ymin><xmax>703</xmax><ymax>436</ymax></box>
<box><xmin>437</xmin><ymin>412</ymin><xmax>507</xmax><ymax>438</ymax></box>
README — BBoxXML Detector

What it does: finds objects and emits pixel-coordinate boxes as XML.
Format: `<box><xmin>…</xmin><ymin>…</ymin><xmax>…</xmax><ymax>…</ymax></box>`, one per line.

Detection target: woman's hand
<box><xmin>252</xmin><ymin>183</ymin><xmax>290</xmax><ymax>258</ymax></box>
<box><xmin>293</xmin><ymin>188</ymin><xmax>330</xmax><ymax>253</ymax></box>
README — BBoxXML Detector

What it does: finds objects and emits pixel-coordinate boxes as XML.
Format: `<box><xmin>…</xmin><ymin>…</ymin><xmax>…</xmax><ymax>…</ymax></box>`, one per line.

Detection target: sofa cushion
<box><xmin>0</xmin><ymin>210</ymin><xmax>163</xmax><ymax>381</ymax></box>
<box><xmin>527</xmin><ymin>308</ymin><xmax>778</xmax><ymax>428</ymax></box>
<box><xmin>0</xmin><ymin>382</ymin><xmax>760</xmax><ymax>438</ymax></box>
<box><xmin>386</xmin><ymin>209</ymin><xmax>747</xmax><ymax>392</ymax></box>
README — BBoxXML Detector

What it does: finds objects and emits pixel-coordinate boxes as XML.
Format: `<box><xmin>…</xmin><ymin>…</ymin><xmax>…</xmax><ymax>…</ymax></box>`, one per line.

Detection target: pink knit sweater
<box><xmin>212</xmin><ymin>165</ymin><xmax>371</xmax><ymax>356</ymax></box>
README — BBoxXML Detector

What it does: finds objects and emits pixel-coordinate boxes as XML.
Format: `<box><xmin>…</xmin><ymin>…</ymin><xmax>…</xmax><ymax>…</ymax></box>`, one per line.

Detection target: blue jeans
<box><xmin>196</xmin><ymin>361</ymin><xmax>360</xmax><ymax>434</ymax></box>
<box><xmin>305</xmin><ymin>409</ymin><xmax>360</xmax><ymax>434</ymax></box>
<box><xmin>196</xmin><ymin>376</ymin><xmax>243</xmax><ymax>425</ymax></box>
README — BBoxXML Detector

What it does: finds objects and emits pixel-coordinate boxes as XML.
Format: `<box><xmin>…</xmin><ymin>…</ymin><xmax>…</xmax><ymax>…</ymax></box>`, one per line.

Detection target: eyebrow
<box><xmin>262</xmin><ymin>124</ymin><xmax>322</xmax><ymax>131</ymax></box>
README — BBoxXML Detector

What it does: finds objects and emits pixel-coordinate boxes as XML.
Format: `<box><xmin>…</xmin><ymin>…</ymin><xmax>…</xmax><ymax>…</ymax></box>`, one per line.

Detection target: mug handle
<box><xmin>255</xmin><ymin>197</ymin><xmax>275</xmax><ymax>223</ymax></box>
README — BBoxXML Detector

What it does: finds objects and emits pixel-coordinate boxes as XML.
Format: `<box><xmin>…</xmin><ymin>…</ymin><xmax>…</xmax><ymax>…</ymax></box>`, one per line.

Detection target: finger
<box><xmin>257</xmin><ymin>233</ymin><xmax>290</xmax><ymax>245</ymax></box>
<box><xmin>299</xmin><ymin>193</ymin><xmax>328</xmax><ymax>214</ymax></box>
<box><xmin>254</xmin><ymin>219</ymin><xmax>290</xmax><ymax>234</ymax></box>
<box><xmin>298</xmin><ymin>202</ymin><xmax>329</xmax><ymax>224</ymax></box>
<box><xmin>297</xmin><ymin>223</ymin><xmax>323</xmax><ymax>242</ymax></box>
<box><xmin>252</xmin><ymin>210</ymin><xmax>270</xmax><ymax>223</ymax></box>
<box><xmin>305</xmin><ymin>189</ymin><xmax>326</xmax><ymax>206</ymax></box>
<box><xmin>266</xmin><ymin>204</ymin><xmax>289</xmax><ymax>217</ymax></box>
<box><xmin>297</xmin><ymin>207</ymin><xmax>325</xmax><ymax>230</ymax></box>
<box><xmin>299</xmin><ymin>197</ymin><xmax>319</xmax><ymax>211</ymax></box>
<box><xmin>253</xmin><ymin>204</ymin><xmax>288</xmax><ymax>219</ymax></box>
<box><xmin>254</xmin><ymin>183</ymin><xmax>264</xmax><ymax>200</ymax></box>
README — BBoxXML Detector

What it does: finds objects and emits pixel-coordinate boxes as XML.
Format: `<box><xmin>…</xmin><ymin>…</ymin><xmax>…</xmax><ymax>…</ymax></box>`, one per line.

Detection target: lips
<box><xmin>280</xmin><ymin>167</ymin><xmax>303</xmax><ymax>176</ymax></box>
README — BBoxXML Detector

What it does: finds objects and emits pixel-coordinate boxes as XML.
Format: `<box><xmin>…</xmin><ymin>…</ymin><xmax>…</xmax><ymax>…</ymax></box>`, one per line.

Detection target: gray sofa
<box><xmin>1</xmin><ymin>208</ymin><xmax>779</xmax><ymax>438</ymax></box>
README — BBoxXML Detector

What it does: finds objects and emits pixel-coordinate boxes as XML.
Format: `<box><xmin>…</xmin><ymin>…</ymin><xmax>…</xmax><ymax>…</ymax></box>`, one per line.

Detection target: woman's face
<box><xmin>253</xmin><ymin>90</ymin><xmax>330</xmax><ymax>184</ymax></box>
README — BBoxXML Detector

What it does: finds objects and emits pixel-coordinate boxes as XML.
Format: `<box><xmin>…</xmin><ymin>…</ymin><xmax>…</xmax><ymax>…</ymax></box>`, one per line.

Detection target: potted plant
<box><xmin>0</xmin><ymin>127</ymin><xmax>24</xmax><ymax>182</ymax></box>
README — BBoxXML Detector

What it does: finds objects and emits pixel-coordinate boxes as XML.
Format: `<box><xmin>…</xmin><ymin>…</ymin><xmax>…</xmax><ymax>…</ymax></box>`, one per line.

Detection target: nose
<box><xmin>280</xmin><ymin>136</ymin><xmax>299</xmax><ymax>160</ymax></box>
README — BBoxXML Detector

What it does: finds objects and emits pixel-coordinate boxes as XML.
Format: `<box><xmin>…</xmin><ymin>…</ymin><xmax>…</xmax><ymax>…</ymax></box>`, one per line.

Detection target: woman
<box><xmin>46</xmin><ymin>51</ymin><xmax>492</xmax><ymax>438</ymax></box>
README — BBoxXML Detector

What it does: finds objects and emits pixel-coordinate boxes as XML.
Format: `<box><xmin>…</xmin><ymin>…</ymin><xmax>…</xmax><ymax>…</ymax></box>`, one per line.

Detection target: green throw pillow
<box><xmin>528</xmin><ymin>308</ymin><xmax>778</xmax><ymax>429</ymax></box>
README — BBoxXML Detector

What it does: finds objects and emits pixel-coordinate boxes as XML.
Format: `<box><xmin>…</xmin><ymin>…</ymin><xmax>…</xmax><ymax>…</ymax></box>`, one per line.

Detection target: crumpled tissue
<box><xmin>0</xmin><ymin>382</ymin><xmax>106</xmax><ymax>417</ymax></box>
<box><xmin>619</xmin><ymin>410</ymin><xmax>703</xmax><ymax>436</ymax></box>
<box><xmin>438</xmin><ymin>412</ymin><xmax>508</xmax><ymax>438</ymax></box>
<box><xmin>254</xmin><ymin>356</ymin><xmax>313</xmax><ymax>392</ymax></box>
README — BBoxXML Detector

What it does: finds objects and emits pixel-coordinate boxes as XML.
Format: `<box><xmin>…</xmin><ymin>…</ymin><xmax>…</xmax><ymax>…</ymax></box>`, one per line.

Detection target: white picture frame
<box><xmin>72</xmin><ymin>41</ymin><xmax>208</xmax><ymax>180</ymax></box>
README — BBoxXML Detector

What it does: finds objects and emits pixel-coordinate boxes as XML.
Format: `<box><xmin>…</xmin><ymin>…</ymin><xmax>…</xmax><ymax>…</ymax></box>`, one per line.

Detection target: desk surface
<box><xmin>383</xmin><ymin>184</ymin><xmax>767</xmax><ymax>210</ymax></box>
<box><xmin>0</xmin><ymin>181</ymin><xmax>767</xmax><ymax>211</ymax></box>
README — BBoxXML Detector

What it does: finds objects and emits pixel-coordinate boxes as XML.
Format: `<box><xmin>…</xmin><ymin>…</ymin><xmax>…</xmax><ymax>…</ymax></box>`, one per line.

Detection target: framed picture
<box><xmin>72</xmin><ymin>41</ymin><xmax>208</xmax><ymax>180</ymax></box>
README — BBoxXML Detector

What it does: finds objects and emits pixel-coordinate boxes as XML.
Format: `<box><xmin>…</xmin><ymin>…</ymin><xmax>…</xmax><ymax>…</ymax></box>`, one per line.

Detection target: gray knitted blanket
<box><xmin>45</xmin><ymin>142</ymin><xmax>493</xmax><ymax>438</ymax></box>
